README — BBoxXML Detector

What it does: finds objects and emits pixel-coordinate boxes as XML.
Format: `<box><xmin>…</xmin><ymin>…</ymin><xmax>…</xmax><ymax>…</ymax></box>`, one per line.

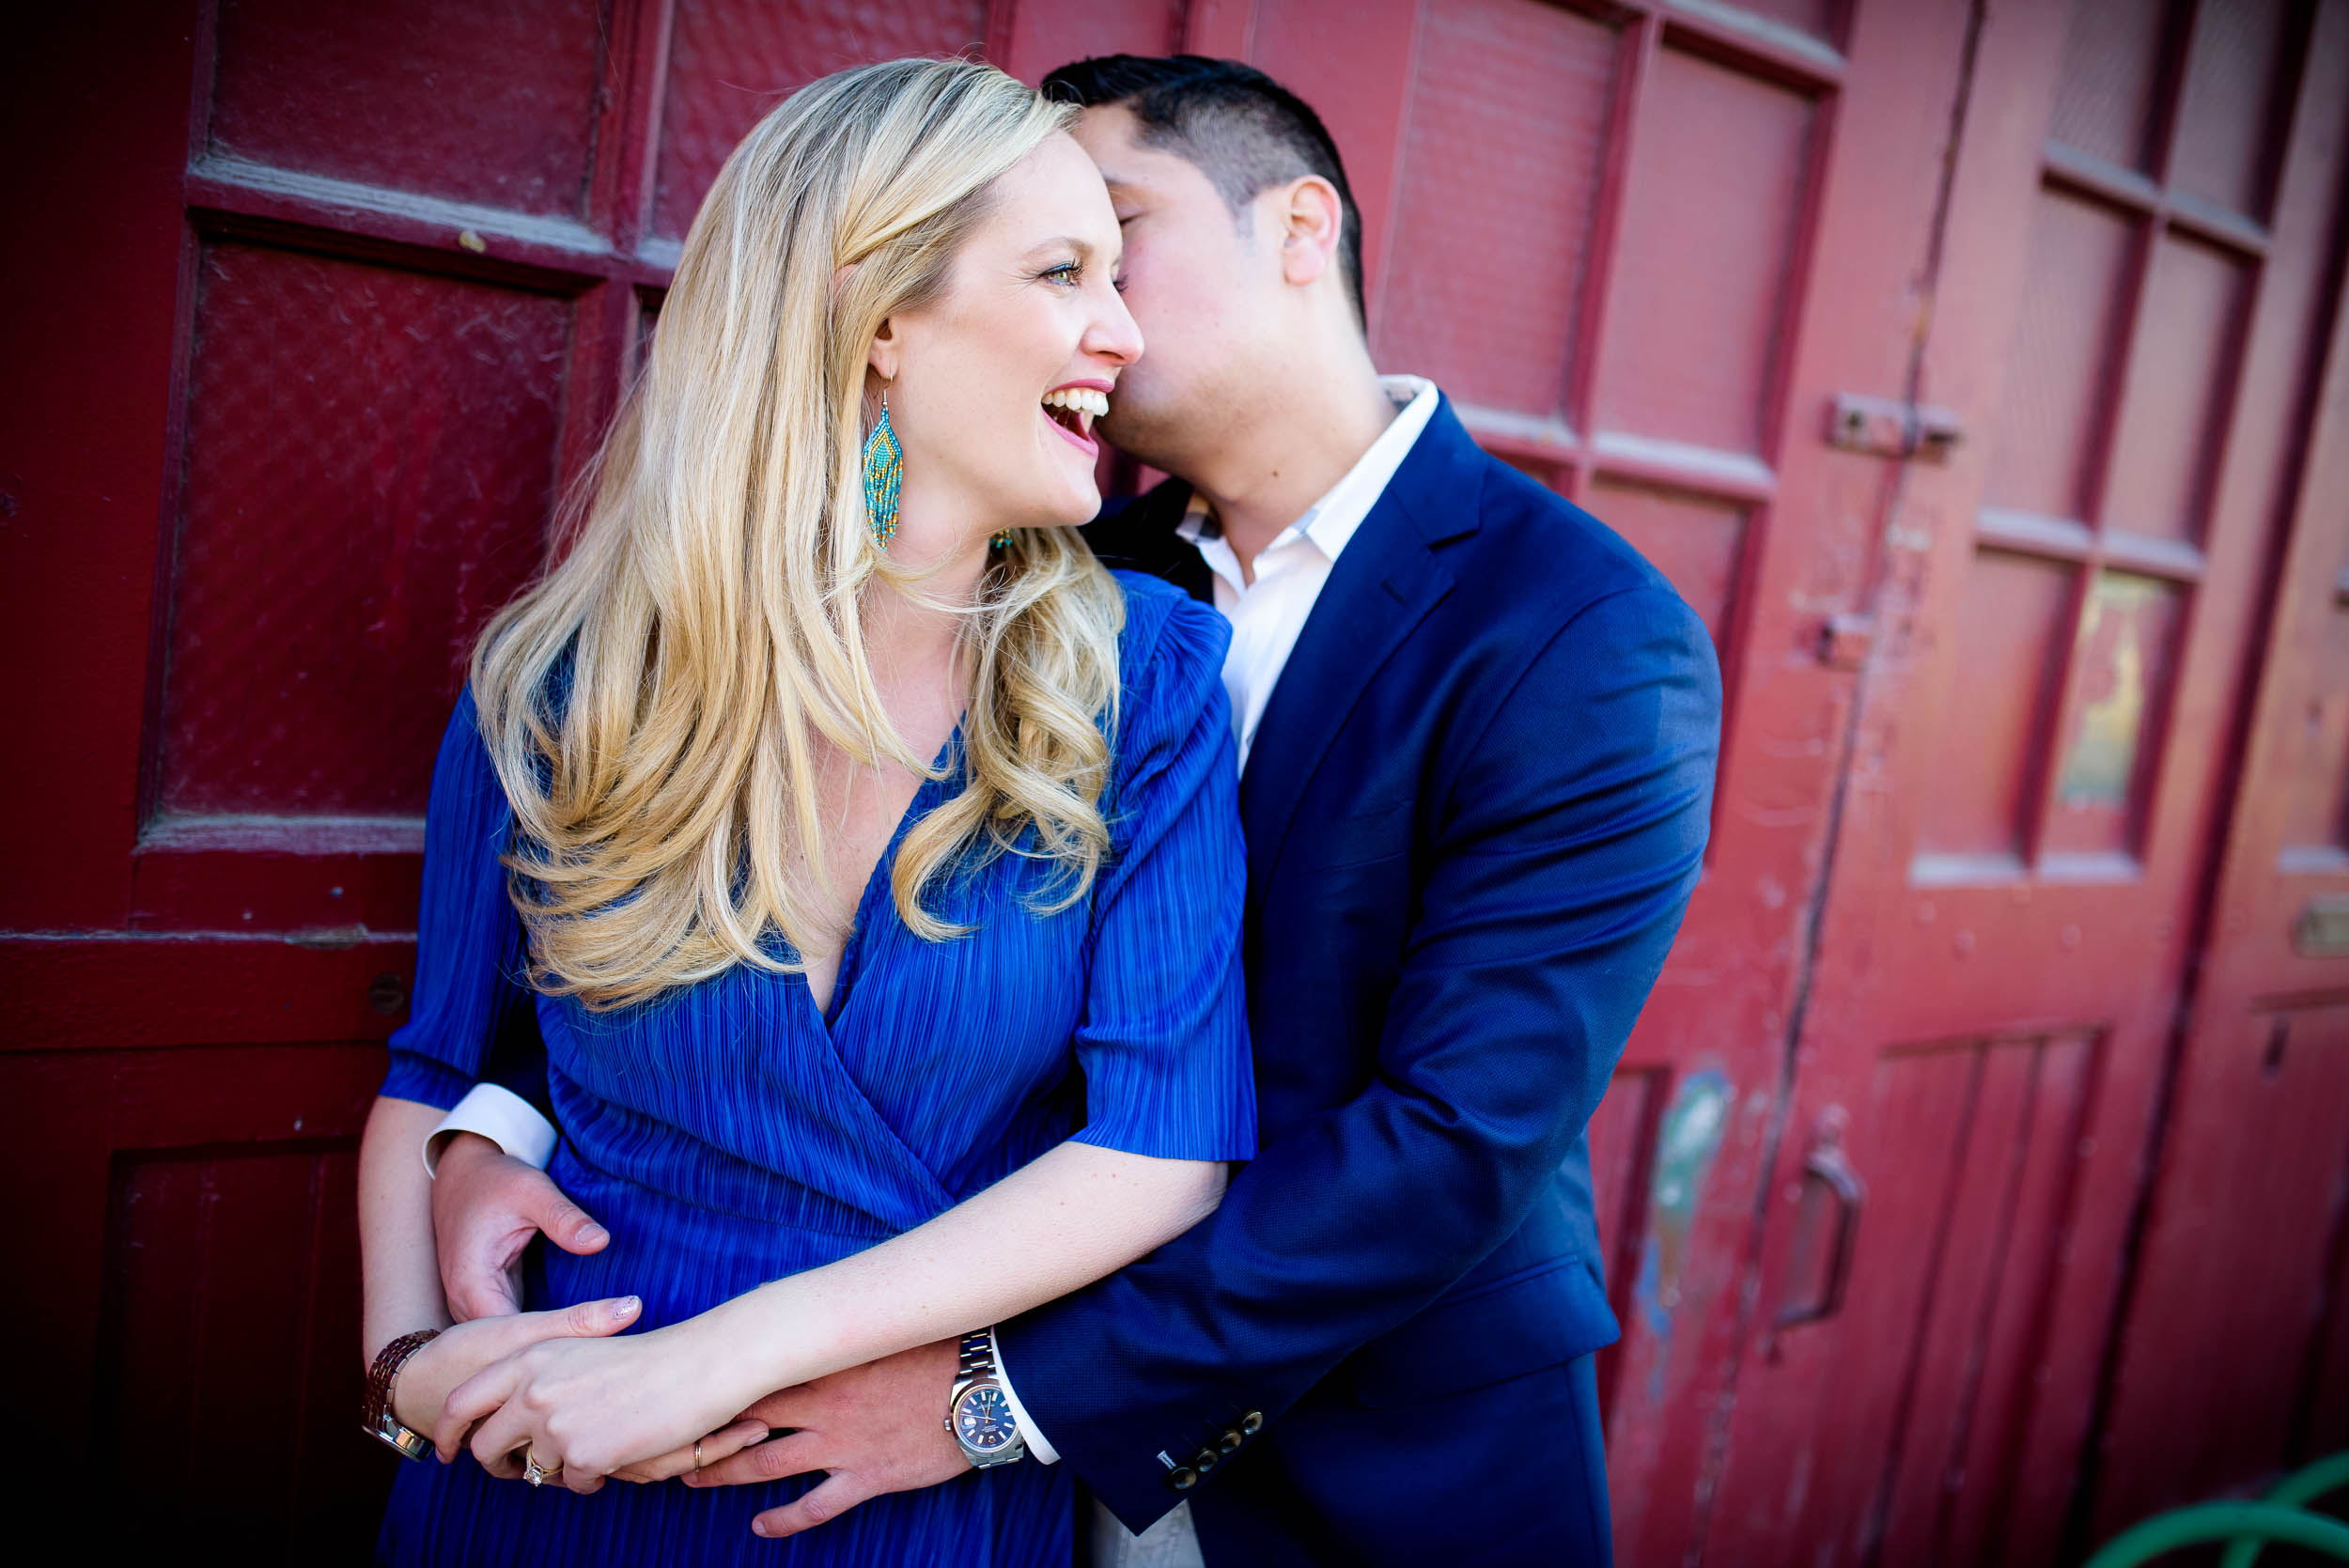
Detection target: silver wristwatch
<box><xmin>944</xmin><ymin>1328</ymin><xmax>1026</xmax><ymax>1467</ymax></box>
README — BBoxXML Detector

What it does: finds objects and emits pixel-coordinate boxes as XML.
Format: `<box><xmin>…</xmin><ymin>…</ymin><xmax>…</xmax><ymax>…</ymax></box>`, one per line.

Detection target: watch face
<box><xmin>955</xmin><ymin>1385</ymin><xmax>1018</xmax><ymax>1452</ymax></box>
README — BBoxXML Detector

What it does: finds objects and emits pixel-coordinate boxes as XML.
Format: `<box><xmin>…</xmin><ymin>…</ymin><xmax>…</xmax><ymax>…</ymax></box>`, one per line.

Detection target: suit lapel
<box><xmin>1237</xmin><ymin>397</ymin><xmax>1486</xmax><ymax>897</ymax></box>
<box><xmin>1083</xmin><ymin>479</ymin><xmax>1212</xmax><ymax>602</ymax></box>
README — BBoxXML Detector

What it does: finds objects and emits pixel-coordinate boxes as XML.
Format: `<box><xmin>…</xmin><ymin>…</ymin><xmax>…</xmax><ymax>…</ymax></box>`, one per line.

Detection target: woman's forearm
<box><xmin>705</xmin><ymin>1141</ymin><xmax>1225</xmax><ymax>1394</ymax></box>
<box><xmin>360</xmin><ymin>1094</ymin><xmax>455</xmax><ymax>1366</ymax></box>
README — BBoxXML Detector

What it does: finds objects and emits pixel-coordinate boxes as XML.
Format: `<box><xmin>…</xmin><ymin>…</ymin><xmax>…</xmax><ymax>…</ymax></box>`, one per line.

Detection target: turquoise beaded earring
<box><xmin>989</xmin><ymin>528</ymin><xmax>1014</xmax><ymax>551</ymax></box>
<box><xmin>863</xmin><ymin>386</ymin><xmax>903</xmax><ymax>547</ymax></box>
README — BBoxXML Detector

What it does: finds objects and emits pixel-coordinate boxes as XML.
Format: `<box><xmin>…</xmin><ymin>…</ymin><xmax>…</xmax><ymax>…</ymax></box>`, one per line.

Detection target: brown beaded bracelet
<box><xmin>362</xmin><ymin>1327</ymin><xmax>442</xmax><ymax>1460</ymax></box>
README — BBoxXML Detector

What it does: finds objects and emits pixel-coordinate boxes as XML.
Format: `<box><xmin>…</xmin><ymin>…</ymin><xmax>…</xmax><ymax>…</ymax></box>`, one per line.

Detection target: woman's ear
<box><xmin>867</xmin><ymin>316</ymin><xmax>902</xmax><ymax>386</ymax></box>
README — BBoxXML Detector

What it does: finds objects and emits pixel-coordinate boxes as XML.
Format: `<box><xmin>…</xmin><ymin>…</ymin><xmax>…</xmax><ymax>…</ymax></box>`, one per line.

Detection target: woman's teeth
<box><xmin>1042</xmin><ymin>387</ymin><xmax>1108</xmax><ymax>436</ymax></box>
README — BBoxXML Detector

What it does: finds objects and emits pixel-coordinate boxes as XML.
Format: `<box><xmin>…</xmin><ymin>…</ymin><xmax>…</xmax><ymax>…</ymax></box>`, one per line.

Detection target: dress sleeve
<box><xmin>1069</xmin><ymin>589</ymin><xmax>1256</xmax><ymax>1161</ymax></box>
<box><xmin>380</xmin><ymin>686</ymin><xmax>537</xmax><ymax>1112</ymax></box>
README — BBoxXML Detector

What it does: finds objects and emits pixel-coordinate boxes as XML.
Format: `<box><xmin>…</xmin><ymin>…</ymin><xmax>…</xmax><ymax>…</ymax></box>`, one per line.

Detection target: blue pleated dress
<box><xmin>375</xmin><ymin>572</ymin><xmax>1255</xmax><ymax>1567</ymax></box>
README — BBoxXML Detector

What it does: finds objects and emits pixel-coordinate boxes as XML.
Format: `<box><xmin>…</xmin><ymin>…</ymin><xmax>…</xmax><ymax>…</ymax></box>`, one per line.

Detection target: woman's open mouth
<box><xmin>1041</xmin><ymin>386</ymin><xmax>1108</xmax><ymax>457</ymax></box>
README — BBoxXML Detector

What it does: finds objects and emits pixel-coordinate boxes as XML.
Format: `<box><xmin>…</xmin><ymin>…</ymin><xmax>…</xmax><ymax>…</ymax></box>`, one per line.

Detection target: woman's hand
<box><xmin>438</xmin><ymin>1315</ymin><xmax>754</xmax><ymax>1495</ymax></box>
<box><xmin>607</xmin><ymin>1415</ymin><xmax>775</xmax><ymax>1486</ymax></box>
<box><xmin>388</xmin><ymin>1296</ymin><xmax>644</xmax><ymax>1438</ymax></box>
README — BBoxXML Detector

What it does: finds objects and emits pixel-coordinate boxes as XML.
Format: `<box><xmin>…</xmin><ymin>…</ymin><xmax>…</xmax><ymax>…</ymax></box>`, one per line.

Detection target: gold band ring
<box><xmin>523</xmin><ymin>1449</ymin><xmax>562</xmax><ymax>1488</ymax></box>
<box><xmin>693</xmin><ymin>1439</ymin><xmax>706</xmax><ymax>1472</ymax></box>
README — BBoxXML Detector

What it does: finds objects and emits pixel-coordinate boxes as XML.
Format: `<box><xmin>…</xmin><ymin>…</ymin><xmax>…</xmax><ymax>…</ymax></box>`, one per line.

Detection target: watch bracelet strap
<box><xmin>951</xmin><ymin>1327</ymin><xmax>1024</xmax><ymax>1466</ymax></box>
<box><xmin>363</xmin><ymin>1327</ymin><xmax>442</xmax><ymax>1456</ymax></box>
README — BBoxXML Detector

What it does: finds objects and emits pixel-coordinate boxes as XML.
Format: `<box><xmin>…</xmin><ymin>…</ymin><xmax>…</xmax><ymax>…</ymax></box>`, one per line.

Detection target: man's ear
<box><xmin>1275</xmin><ymin>175</ymin><xmax>1345</xmax><ymax>289</ymax></box>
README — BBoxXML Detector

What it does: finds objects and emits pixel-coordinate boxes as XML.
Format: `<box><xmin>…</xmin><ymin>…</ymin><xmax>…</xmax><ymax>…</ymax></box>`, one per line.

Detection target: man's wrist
<box><xmin>987</xmin><ymin>1326</ymin><xmax>1060</xmax><ymax>1465</ymax></box>
<box><xmin>944</xmin><ymin>1328</ymin><xmax>1028</xmax><ymax>1467</ymax></box>
<box><xmin>423</xmin><ymin>1082</ymin><xmax>559</xmax><ymax>1178</ymax></box>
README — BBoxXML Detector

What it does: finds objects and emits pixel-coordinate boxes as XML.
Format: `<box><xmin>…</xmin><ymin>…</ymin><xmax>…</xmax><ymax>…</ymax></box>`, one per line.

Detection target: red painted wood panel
<box><xmin>1597</xmin><ymin>43</ymin><xmax>1817</xmax><ymax>458</ymax></box>
<box><xmin>2046</xmin><ymin>0</ymin><xmax>2176</xmax><ymax>176</ymax></box>
<box><xmin>160</xmin><ymin>242</ymin><xmax>567</xmax><ymax>818</ymax></box>
<box><xmin>1374</xmin><ymin>0</ymin><xmax>1615</xmax><ymax>422</ymax></box>
<box><xmin>2100</xmin><ymin>1003</ymin><xmax>2349</xmax><ymax>1526</ymax></box>
<box><xmin>1915</xmin><ymin>551</ymin><xmax>2078</xmax><ymax>864</ymax></box>
<box><xmin>1982</xmin><ymin>188</ymin><xmax>2140</xmax><ymax>526</ymax></box>
<box><xmin>650</xmin><ymin>0</ymin><xmax>991</xmax><ymax>242</ymax></box>
<box><xmin>2103</xmin><ymin>233</ymin><xmax>2254</xmax><ymax>547</ymax></box>
<box><xmin>208</xmin><ymin>0</ymin><xmax>608</xmax><ymax>216</ymax></box>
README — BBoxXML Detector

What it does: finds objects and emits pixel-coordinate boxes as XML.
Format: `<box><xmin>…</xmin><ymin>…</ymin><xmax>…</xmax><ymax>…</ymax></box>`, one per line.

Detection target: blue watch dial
<box><xmin>956</xmin><ymin>1386</ymin><xmax>1017</xmax><ymax>1452</ymax></box>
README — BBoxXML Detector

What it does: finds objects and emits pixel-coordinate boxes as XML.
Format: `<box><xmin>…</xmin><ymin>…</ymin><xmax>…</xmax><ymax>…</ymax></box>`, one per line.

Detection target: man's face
<box><xmin>1070</xmin><ymin>104</ymin><xmax>1269</xmax><ymax>470</ymax></box>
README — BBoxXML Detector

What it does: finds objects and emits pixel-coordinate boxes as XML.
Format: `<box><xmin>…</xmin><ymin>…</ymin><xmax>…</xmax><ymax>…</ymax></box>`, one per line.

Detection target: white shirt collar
<box><xmin>1174</xmin><ymin>374</ymin><xmax>1439</xmax><ymax>566</ymax></box>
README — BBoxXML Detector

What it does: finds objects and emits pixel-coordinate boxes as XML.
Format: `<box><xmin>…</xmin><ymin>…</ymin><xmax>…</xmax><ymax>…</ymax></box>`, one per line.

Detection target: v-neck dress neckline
<box><xmin>806</xmin><ymin>722</ymin><xmax>961</xmax><ymax>1034</ymax></box>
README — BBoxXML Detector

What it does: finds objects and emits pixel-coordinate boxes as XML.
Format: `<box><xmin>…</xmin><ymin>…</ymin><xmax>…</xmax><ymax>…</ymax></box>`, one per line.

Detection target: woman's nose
<box><xmin>1084</xmin><ymin>288</ymin><xmax>1143</xmax><ymax>367</ymax></box>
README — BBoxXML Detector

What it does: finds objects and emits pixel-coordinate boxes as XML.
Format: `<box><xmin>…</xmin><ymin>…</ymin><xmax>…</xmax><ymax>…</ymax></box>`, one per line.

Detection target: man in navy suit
<box><xmin>422</xmin><ymin>55</ymin><xmax>1719</xmax><ymax>1567</ymax></box>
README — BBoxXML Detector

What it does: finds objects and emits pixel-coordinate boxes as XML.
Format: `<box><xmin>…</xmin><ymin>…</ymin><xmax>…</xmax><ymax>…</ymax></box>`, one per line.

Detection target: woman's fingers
<box><xmin>526</xmin><ymin>1294</ymin><xmax>639</xmax><ymax>1346</ymax></box>
<box><xmin>707</xmin><ymin>1417</ymin><xmax>774</xmax><ymax>1466</ymax></box>
<box><xmin>476</xmin><ymin>1295</ymin><xmax>640</xmax><ymax>1359</ymax></box>
<box><xmin>686</xmin><ymin>1427</ymin><xmax>828</xmax><ymax>1490</ymax></box>
<box><xmin>436</xmin><ymin>1357</ymin><xmax>523</xmax><ymax>1462</ymax></box>
<box><xmin>615</xmin><ymin>1418</ymin><xmax>772</xmax><ymax>1484</ymax></box>
<box><xmin>427</xmin><ymin>1297</ymin><xmax>637</xmax><ymax>1462</ymax></box>
<box><xmin>467</xmin><ymin>1396</ymin><xmax>541</xmax><ymax>1481</ymax></box>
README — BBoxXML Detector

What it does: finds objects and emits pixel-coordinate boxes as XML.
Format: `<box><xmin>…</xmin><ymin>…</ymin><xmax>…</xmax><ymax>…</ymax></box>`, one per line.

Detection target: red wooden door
<box><xmin>1696</xmin><ymin>1</ymin><xmax>2349</xmax><ymax>1563</ymax></box>
<box><xmin>2090</xmin><ymin>0</ymin><xmax>2349</xmax><ymax>1533</ymax></box>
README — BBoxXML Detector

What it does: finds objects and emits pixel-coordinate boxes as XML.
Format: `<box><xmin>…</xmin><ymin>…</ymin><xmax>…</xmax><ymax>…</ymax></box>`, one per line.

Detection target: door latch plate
<box><xmin>1828</xmin><ymin>393</ymin><xmax>1963</xmax><ymax>462</ymax></box>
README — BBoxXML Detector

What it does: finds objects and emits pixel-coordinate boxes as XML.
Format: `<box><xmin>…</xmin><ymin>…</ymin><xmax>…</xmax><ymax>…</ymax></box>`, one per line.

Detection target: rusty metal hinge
<box><xmin>1827</xmin><ymin>393</ymin><xmax>1963</xmax><ymax>462</ymax></box>
<box><xmin>1817</xmin><ymin>612</ymin><xmax>1875</xmax><ymax>671</ymax></box>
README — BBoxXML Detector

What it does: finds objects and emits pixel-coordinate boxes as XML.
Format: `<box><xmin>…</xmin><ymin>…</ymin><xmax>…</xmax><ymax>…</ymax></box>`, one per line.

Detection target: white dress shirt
<box><xmin>1179</xmin><ymin>375</ymin><xmax>1439</xmax><ymax>771</ymax></box>
<box><xmin>422</xmin><ymin>374</ymin><xmax>1444</xmax><ymax>1494</ymax></box>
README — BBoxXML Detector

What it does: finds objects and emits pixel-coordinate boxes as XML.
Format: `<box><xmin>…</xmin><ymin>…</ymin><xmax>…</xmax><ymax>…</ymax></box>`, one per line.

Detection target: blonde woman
<box><xmin>356</xmin><ymin>58</ymin><xmax>1252</xmax><ymax>1565</ymax></box>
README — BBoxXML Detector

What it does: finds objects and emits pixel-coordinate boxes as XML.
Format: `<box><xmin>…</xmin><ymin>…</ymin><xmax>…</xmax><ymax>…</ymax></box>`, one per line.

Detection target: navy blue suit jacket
<box><xmin>1020</xmin><ymin>396</ymin><xmax>1719</xmax><ymax>1560</ymax></box>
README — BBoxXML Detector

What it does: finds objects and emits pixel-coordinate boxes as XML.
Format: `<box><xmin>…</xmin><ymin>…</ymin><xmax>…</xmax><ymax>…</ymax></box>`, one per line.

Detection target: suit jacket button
<box><xmin>1169</xmin><ymin>1467</ymin><xmax>1198</xmax><ymax>1491</ymax></box>
<box><xmin>1192</xmin><ymin>1448</ymin><xmax>1219</xmax><ymax>1473</ymax></box>
<box><xmin>1218</xmin><ymin>1431</ymin><xmax>1243</xmax><ymax>1454</ymax></box>
<box><xmin>1239</xmin><ymin>1410</ymin><xmax>1264</xmax><ymax>1436</ymax></box>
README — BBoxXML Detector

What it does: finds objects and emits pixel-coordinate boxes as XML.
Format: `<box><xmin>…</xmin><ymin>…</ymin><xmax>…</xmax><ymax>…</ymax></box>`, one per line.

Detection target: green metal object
<box><xmin>2083</xmin><ymin>1499</ymin><xmax>2349</xmax><ymax>1568</ymax></box>
<box><xmin>2219</xmin><ymin>1453</ymin><xmax>2349</xmax><ymax>1568</ymax></box>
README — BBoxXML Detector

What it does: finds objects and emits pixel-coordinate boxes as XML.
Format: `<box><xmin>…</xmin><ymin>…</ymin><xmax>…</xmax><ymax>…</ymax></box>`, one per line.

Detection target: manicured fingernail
<box><xmin>615</xmin><ymin>1296</ymin><xmax>641</xmax><ymax>1317</ymax></box>
<box><xmin>751</xmin><ymin>1519</ymin><xmax>769</xmax><ymax>1537</ymax></box>
<box><xmin>581</xmin><ymin>1224</ymin><xmax>611</xmax><ymax>1247</ymax></box>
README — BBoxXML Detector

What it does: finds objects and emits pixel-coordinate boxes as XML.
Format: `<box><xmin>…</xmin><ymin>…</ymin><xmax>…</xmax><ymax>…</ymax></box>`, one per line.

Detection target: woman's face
<box><xmin>877</xmin><ymin>131</ymin><xmax>1143</xmax><ymax>542</ymax></box>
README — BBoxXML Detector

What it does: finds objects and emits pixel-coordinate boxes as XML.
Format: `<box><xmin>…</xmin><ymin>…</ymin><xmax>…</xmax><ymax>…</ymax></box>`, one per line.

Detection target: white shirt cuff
<box><xmin>423</xmin><ymin>1082</ymin><xmax>560</xmax><ymax>1179</ymax></box>
<box><xmin>988</xmin><ymin>1326</ymin><xmax>1060</xmax><ymax>1465</ymax></box>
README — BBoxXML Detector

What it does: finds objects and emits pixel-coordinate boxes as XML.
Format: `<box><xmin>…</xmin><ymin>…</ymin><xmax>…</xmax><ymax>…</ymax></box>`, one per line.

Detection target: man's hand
<box><xmin>679</xmin><ymin>1338</ymin><xmax>970</xmax><ymax>1539</ymax></box>
<box><xmin>432</xmin><ymin>1131</ymin><xmax>611</xmax><ymax>1321</ymax></box>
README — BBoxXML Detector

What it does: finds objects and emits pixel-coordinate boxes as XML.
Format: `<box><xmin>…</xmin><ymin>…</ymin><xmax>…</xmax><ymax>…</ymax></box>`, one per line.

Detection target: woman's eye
<box><xmin>1043</xmin><ymin>262</ymin><xmax>1081</xmax><ymax>287</ymax></box>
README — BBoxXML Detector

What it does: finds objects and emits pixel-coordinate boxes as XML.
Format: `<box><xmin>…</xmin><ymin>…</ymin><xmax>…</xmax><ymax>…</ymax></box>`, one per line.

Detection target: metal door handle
<box><xmin>1773</xmin><ymin>1117</ymin><xmax>1866</xmax><ymax>1329</ymax></box>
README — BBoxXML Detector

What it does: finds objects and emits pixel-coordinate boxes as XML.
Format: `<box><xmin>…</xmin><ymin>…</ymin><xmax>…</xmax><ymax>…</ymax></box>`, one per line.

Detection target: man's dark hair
<box><xmin>1042</xmin><ymin>54</ymin><xmax>1366</xmax><ymax>329</ymax></box>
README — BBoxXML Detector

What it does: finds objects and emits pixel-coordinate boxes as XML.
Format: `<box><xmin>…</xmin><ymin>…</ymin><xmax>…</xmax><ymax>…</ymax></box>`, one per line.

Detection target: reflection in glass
<box><xmin>2049</xmin><ymin>571</ymin><xmax>2180</xmax><ymax>862</ymax></box>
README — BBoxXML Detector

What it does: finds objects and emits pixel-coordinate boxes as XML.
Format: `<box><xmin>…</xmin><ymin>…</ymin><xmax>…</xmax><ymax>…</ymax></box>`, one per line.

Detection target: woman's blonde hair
<box><xmin>468</xmin><ymin>57</ymin><xmax>1123</xmax><ymax>1011</ymax></box>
